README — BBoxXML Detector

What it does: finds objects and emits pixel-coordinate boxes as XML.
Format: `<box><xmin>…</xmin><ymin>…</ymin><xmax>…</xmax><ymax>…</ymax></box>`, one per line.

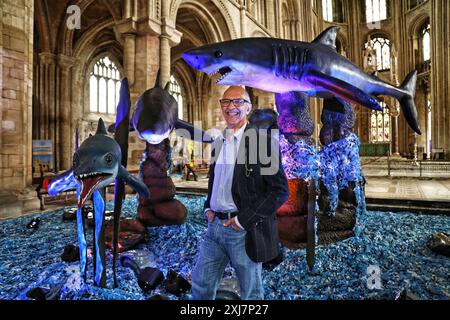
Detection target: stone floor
<box><xmin>173</xmin><ymin>176</ymin><xmax>450</xmax><ymax>203</ymax></box>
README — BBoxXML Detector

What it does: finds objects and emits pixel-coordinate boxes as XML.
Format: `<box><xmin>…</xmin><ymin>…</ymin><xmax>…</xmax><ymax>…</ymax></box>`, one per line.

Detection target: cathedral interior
<box><xmin>0</xmin><ymin>0</ymin><xmax>449</xmax><ymax>301</ymax></box>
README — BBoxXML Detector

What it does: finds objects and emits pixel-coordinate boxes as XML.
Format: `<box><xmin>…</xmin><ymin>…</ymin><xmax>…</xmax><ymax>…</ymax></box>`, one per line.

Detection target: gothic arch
<box><xmin>281</xmin><ymin>0</ymin><xmax>299</xmax><ymax>39</ymax></box>
<box><xmin>35</xmin><ymin>0</ymin><xmax>52</xmax><ymax>52</ymax></box>
<box><xmin>336</xmin><ymin>32</ymin><xmax>348</xmax><ymax>55</ymax></box>
<box><xmin>72</xmin><ymin>18</ymin><xmax>117</xmax><ymax>58</ymax></box>
<box><xmin>408</xmin><ymin>13</ymin><xmax>430</xmax><ymax>36</ymax></box>
<box><xmin>58</xmin><ymin>0</ymin><xmax>121</xmax><ymax>56</ymax></box>
<box><xmin>362</xmin><ymin>29</ymin><xmax>392</xmax><ymax>52</ymax></box>
<box><xmin>171</xmin><ymin>0</ymin><xmax>235</xmax><ymax>41</ymax></box>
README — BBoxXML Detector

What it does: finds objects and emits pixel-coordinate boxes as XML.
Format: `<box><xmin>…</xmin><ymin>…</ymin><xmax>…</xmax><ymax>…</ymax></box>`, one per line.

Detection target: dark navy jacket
<box><xmin>204</xmin><ymin>124</ymin><xmax>289</xmax><ymax>263</ymax></box>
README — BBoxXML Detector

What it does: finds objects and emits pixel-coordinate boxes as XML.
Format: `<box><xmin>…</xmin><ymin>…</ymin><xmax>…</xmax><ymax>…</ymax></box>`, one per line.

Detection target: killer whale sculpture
<box><xmin>48</xmin><ymin>80</ymin><xmax>149</xmax><ymax>287</ymax></box>
<box><xmin>182</xmin><ymin>26</ymin><xmax>421</xmax><ymax>135</ymax></box>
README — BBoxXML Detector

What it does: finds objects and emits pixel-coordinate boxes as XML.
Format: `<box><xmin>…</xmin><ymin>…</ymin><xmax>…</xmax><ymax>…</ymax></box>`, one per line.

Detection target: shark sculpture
<box><xmin>48</xmin><ymin>93</ymin><xmax>150</xmax><ymax>287</ymax></box>
<box><xmin>109</xmin><ymin>71</ymin><xmax>213</xmax><ymax>144</ymax></box>
<box><xmin>181</xmin><ymin>26</ymin><xmax>421</xmax><ymax>135</ymax></box>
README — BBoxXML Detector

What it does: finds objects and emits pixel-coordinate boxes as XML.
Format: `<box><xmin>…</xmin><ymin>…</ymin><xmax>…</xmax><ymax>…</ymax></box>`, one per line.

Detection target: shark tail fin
<box><xmin>399</xmin><ymin>70</ymin><xmax>421</xmax><ymax>135</ymax></box>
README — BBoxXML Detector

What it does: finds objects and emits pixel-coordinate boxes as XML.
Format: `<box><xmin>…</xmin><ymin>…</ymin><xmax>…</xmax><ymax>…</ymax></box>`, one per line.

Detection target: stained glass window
<box><xmin>89</xmin><ymin>56</ymin><xmax>121</xmax><ymax>114</ymax></box>
<box><xmin>370</xmin><ymin>102</ymin><xmax>390</xmax><ymax>143</ymax></box>
<box><xmin>167</xmin><ymin>75</ymin><xmax>183</xmax><ymax>121</ymax></box>
<box><xmin>323</xmin><ymin>0</ymin><xmax>333</xmax><ymax>21</ymax></box>
<box><xmin>365</xmin><ymin>0</ymin><xmax>387</xmax><ymax>23</ymax></box>
<box><xmin>422</xmin><ymin>23</ymin><xmax>431</xmax><ymax>62</ymax></box>
<box><xmin>322</xmin><ymin>0</ymin><xmax>344</xmax><ymax>22</ymax></box>
<box><xmin>366</xmin><ymin>37</ymin><xmax>391</xmax><ymax>71</ymax></box>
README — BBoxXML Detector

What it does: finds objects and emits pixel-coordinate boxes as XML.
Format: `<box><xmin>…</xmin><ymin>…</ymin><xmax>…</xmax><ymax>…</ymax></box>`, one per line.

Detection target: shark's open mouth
<box><xmin>75</xmin><ymin>172</ymin><xmax>113</xmax><ymax>208</ymax></box>
<box><xmin>211</xmin><ymin>66</ymin><xmax>232</xmax><ymax>84</ymax></box>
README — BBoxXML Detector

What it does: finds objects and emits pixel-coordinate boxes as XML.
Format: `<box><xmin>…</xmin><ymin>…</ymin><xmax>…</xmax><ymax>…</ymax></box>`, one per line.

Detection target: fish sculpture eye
<box><xmin>214</xmin><ymin>50</ymin><xmax>223</xmax><ymax>58</ymax></box>
<box><xmin>104</xmin><ymin>153</ymin><xmax>115</xmax><ymax>167</ymax></box>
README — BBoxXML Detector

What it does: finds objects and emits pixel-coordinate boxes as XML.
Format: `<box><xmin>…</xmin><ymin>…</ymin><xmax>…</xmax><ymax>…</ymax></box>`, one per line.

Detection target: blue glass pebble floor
<box><xmin>0</xmin><ymin>194</ymin><xmax>448</xmax><ymax>300</ymax></box>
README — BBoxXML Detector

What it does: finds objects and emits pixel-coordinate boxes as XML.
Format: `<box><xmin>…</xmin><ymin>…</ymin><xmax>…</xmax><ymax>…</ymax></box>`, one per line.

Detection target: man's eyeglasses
<box><xmin>219</xmin><ymin>98</ymin><xmax>250</xmax><ymax>108</ymax></box>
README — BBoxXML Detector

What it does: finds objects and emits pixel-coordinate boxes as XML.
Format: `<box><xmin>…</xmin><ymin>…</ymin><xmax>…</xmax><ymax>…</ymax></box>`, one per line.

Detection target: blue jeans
<box><xmin>191</xmin><ymin>218</ymin><xmax>263</xmax><ymax>300</ymax></box>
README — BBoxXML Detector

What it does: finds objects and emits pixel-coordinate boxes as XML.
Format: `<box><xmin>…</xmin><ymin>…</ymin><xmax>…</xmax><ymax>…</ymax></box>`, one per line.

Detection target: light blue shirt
<box><xmin>207</xmin><ymin>123</ymin><xmax>247</xmax><ymax>228</ymax></box>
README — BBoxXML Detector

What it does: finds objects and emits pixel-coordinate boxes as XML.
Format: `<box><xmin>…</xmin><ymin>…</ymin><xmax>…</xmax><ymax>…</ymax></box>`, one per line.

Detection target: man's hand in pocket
<box><xmin>206</xmin><ymin>210</ymin><xmax>215</xmax><ymax>223</ymax></box>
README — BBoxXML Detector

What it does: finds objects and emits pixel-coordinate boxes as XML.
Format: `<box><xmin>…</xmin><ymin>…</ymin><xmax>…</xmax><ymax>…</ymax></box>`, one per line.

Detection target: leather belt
<box><xmin>214</xmin><ymin>211</ymin><xmax>238</xmax><ymax>220</ymax></box>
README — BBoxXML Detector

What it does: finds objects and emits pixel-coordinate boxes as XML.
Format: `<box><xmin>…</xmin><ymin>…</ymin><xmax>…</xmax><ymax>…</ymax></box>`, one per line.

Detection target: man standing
<box><xmin>191</xmin><ymin>86</ymin><xmax>288</xmax><ymax>300</ymax></box>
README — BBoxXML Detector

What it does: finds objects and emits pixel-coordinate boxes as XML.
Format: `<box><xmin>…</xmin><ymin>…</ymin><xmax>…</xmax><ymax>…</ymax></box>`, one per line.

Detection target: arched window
<box><xmin>89</xmin><ymin>56</ymin><xmax>121</xmax><ymax>114</ymax></box>
<box><xmin>365</xmin><ymin>37</ymin><xmax>391</xmax><ymax>71</ymax></box>
<box><xmin>322</xmin><ymin>0</ymin><xmax>344</xmax><ymax>23</ymax></box>
<box><xmin>365</xmin><ymin>0</ymin><xmax>388</xmax><ymax>23</ymax></box>
<box><xmin>370</xmin><ymin>102</ymin><xmax>390</xmax><ymax>143</ymax></box>
<box><xmin>422</xmin><ymin>23</ymin><xmax>431</xmax><ymax>62</ymax></box>
<box><xmin>322</xmin><ymin>0</ymin><xmax>333</xmax><ymax>21</ymax></box>
<box><xmin>167</xmin><ymin>75</ymin><xmax>183</xmax><ymax>120</ymax></box>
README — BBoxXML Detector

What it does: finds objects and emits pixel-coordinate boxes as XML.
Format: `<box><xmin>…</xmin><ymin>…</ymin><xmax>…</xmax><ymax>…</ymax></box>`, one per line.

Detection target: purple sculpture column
<box><xmin>137</xmin><ymin>139</ymin><xmax>187</xmax><ymax>226</ymax></box>
<box><xmin>318</xmin><ymin>98</ymin><xmax>366</xmax><ymax>242</ymax></box>
<box><xmin>275</xmin><ymin>92</ymin><xmax>318</xmax><ymax>249</ymax></box>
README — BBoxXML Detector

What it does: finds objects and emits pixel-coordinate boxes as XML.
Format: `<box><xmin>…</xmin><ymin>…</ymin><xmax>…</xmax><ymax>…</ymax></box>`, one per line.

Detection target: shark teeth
<box><xmin>210</xmin><ymin>66</ymin><xmax>232</xmax><ymax>84</ymax></box>
<box><xmin>75</xmin><ymin>172</ymin><xmax>102</xmax><ymax>180</ymax></box>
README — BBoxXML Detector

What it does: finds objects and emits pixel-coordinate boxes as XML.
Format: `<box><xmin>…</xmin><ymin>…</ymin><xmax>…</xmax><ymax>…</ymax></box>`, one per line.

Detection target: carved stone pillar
<box><xmin>57</xmin><ymin>55</ymin><xmax>75</xmax><ymax>171</ymax></box>
<box><xmin>240</xmin><ymin>0</ymin><xmax>246</xmax><ymax>38</ymax></box>
<box><xmin>265</xmin><ymin>0</ymin><xmax>276</xmax><ymax>35</ymax></box>
<box><xmin>159</xmin><ymin>35</ymin><xmax>171</xmax><ymax>87</ymax></box>
<box><xmin>123</xmin><ymin>34</ymin><xmax>136</xmax><ymax>86</ymax></box>
<box><xmin>391</xmin><ymin>110</ymin><xmax>400</xmax><ymax>156</ymax></box>
<box><xmin>160</xmin><ymin>16</ymin><xmax>182</xmax><ymax>88</ymax></box>
<box><xmin>431</xmin><ymin>0</ymin><xmax>450</xmax><ymax>159</ymax></box>
<box><xmin>0</xmin><ymin>0</ymin><xmax>40</xmax><ymax>218</ymax></box>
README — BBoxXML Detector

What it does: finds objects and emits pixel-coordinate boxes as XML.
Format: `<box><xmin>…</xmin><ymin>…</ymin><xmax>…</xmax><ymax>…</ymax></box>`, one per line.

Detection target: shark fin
<box><xmin>399</xmin><ymin>70</ymin><xmax>421</xmax><ymax>135</ymax></box>
<box><xmin>305</xmin><ymin>70</ymin><xmax>382</xmax><ymax>111</ymax></box>
<box><xmin>112</xmin><ymin>78</ymin><xmax>132</xmax><ymax>288</ymax></box>
<box><xmin>75</xmin><ymin>128</ymin><xmax>79</xmax><ymax>152</ymax></box>
<box><xmin>115</xmin><ymin>78</ymin><xmax>132</xmax><ymax>165</ymax></box>
<box><xmin>154</xmin><ymin>69</ymin><xmax>162</xmax><ymax>88</ymax></box>
<box><xmin>312</xmin><ymin>26</ymin><xmax>340</xmax><ymax>50</ymax></box>
<box><xmin>164</xmin><ymin>81</ymin><xmax>171</xmax><ymax>92</ymax></box>
<box><xmin>119</xmin><ymin>166</ymin><xmax>150</xmax><ymax>199</ymax></box>
<box><xmin>96</xmin><ymin>118</ymin><xmax>108</xmax><ymax>135</ymax></box>
<box><xmin>174</xmin><ymin>119</ymin><xmax>214</xmax><ymax>143</ymax></box>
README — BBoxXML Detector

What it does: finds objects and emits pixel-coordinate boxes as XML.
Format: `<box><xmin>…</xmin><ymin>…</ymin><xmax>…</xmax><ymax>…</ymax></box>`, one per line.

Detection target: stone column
<box><xmin>37</xmin><ymin>52</ymin><xmax>56</xmax><ymax>143</ymax></box>
<box><xmin>431</xmin><ymin>0</ymin><xmax>450</xmax><ymax>159</ymax></box>
<box><xmin>265</xmin><ymin>0</ymin><xmax>276</xmax><ymax>35</ymax></box>
<box><xmin>240</xmin><ymin>0</ymin><xmax>246</xmax><ymax>38</ymax></box>
<box><xmin>159</xmin><ymin>35</ymin><xmax>170</xmax><ymax>87</ymax></box>
<box><xmin>57</xmin><ymin>55</ymin><xmax>75</xmax><ymax>171</ymax></box>
<box><xmin>123</xmin><ymin>34</ymin><xmax>136</xmax><ymax>87</ymax></box>
<box><xmin>391</xmin><ymin>110</ymin><xmax>400</xmax><ymax>156</ymax></box>
<box><xmin>124</xmin><ymin>0</ymin><xmax>132</xmax><ymax>19</ymax></box>
<box><xmin>0</xmin><ymin>0</ymin><xmax>40</xmax><ymax>218</ymax></box>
